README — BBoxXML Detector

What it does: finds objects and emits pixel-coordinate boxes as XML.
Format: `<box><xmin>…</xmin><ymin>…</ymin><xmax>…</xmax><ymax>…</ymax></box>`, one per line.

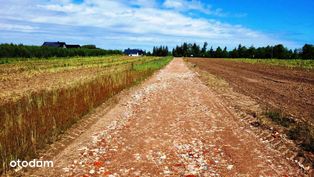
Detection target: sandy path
<box><xmin>29</xmin><ymin>58</ymin><xmax>301</xmax><ymax>176</ymax></box>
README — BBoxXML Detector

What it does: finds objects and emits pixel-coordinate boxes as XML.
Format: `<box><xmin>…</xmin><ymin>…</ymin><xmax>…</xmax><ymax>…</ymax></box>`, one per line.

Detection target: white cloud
<box><xmin>0</xmin><ymin>0</ymin><xmax>299</xmax><ymax>49</ymax></box>
<box><xmin>164</xmin><ymin>0</ymin><xmax>184</xmax><ymax>9</ymax></box>
<box><xmin>129</xmin><ymin>0</ymin><xmax>158</xmax><ymax>7</ymax></box>
<box><xmin>163</xmin><ymin>0</ymin><xmax>226</xmax><ymax>16</ymax></box>
<box><xmin>0</xmin><ymin>23</ymin><xmax>38</xmax><ymax>32</ymax></box>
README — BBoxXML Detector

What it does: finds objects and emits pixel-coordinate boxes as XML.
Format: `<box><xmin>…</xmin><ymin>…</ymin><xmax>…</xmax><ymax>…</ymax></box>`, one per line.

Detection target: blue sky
<box><xmin>0</xmin><ymin>0</ymin><xmax>313</xmax><ymax>50</ymax></box>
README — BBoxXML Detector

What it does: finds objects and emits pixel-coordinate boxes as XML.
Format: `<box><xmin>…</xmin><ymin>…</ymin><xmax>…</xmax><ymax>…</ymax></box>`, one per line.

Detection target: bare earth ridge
<box><xmin>28</xmin><ymin>58</ymin><xmax>302</xmax><ymax>176</ymax></box>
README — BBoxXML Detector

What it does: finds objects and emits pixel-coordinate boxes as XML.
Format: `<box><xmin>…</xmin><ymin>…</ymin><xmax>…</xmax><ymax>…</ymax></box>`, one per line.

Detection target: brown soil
<box><xmin>20</xmin><ymin>58</ymin><xmax>303</xmax><ymax>177</ymax></box>
<box><xmin>187</xmin><ymin>58</ymin><xmax>314</xmax><ymax>125</ymax></box>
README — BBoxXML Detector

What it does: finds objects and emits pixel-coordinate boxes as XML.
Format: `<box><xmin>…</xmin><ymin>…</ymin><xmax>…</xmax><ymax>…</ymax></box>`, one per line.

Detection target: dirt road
<box><xmin>187</xmin><ymin>58</ymin><xmax>314</xmax><ymax>124</ymax></box>
<box><xmin>28</xmin><ymin>58</ymin><xmax>302</xmax><ymax>176</ymax></box>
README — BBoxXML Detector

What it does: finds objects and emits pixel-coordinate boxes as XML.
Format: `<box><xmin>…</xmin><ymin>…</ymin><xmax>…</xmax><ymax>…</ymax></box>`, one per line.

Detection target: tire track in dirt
<box><xmin>27</xmin><ymin>58</ymin><xmax>302</xmax><ymax>176</ymax></box>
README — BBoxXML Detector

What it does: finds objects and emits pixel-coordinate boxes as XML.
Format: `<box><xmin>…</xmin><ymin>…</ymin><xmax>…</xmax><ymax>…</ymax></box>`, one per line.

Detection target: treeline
<box><xmin>148</xmin><ymin>46</ymin><xmax>169</xmax><ymax>56</ymax></box>
<box><xmin>172</xmin><ymin>42</ymin><xmax>314</xmax><ymax>59</ymax></box>
<box><xmin>0</xmin><ymin>44</ymin><xmax>122</xmax><ymax>58</ymax></box>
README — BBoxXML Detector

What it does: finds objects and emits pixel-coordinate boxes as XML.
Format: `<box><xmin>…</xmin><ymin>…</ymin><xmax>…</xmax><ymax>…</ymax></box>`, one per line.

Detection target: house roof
<box><xmin>124</xmin><ymin>49</ymin><xmax>144</xmax><ymax>55</ymax></box>
<box><xmin>66</xmin><ymin>44</ymin><xmax>81</xmax><ymax>48</ymax></box>
<box><xmin>42</xmin><ymin>42</ymin><xmax>66</xmax><ymax>47</ymax></box>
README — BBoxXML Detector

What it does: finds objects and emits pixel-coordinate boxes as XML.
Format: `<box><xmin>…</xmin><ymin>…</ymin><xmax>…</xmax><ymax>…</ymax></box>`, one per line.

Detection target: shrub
<box><xmin>265</xmin><ymin>110</ymin><xmax>314</xmax><ymax>153</ymax></box>
<box><xmin>265</xmin><ymin>111</ymin><xmax>295</xmax><ymax>127</ymax></box>
<box><xmin>288</xmin><ymin>123</ymin><xmax>314</xmax><ymax>152</ymax></box>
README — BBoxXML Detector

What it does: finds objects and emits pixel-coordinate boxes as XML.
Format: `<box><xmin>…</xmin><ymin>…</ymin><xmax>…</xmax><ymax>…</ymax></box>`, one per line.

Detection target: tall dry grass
<box><xmin>0</xmin><ymin>56</ymin><xmax>172</xmax><ymax>173</ymax></box>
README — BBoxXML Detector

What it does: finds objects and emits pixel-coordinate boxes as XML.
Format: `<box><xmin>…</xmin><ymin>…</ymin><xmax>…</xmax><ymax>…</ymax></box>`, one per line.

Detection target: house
<box><xmin>42</xmin><ymin>41</ymin><xmax>66</xmax><ymax>48</ymax></box>
<box><xmin>124</xmin><ymin>49</ymin><xmax>144</xmax><ymax>56</ymax></box>
<box><xmin>42</xmin><ymin>42</ymin><xmax>81</xmax><ymax>48</ymax></box>
<box><xmin>65</xmin><ymin>44</ymin><xmax>81</xmax><ymax>48</ymax></box>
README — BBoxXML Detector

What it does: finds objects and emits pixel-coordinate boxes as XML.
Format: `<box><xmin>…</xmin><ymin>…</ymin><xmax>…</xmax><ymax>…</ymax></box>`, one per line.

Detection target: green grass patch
<box><xmin>133</xmin><ymin>56</ymin><xmax>172</xmax><ymax>71</ymax></box>
<box><xmin>265</xmin><ymin>111</ymin><xmax>295</xmax><ymax>127</ymax></box>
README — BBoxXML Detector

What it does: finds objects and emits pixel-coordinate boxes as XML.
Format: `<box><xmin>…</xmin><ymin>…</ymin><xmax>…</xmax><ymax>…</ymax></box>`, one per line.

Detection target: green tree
<box><xmin>215</xmin><ymin>47</ymin><xmax>223</xmax><ymax>58</ymax></box>
<box><xmin>247</xmin><ymin>46</ymin><xmax>256</xmax><ymax>58</ymax></box>
<box><xmin>237</xmin><ymin>44</ymin><xmax>248</xmax><ymax>58</ymax></box>
<box><xmin>201</xmin><ymin>42</ymin><xmax>208</xmax><ymax>57</ymax></box>
<box><xmin>302</xmin><ymin>44</ymin><xmax>314</xmax><ymax>59</ymax></box>
<box><xmin>182</xmin><ymin>43</ymin><xmax>188</xmax><ymax>57</ymax></box>
<box><xmin>222</xmin><ymin>47</ymin><xmax>228</xmax><ymax>58</ymax></box>
<box><xmin>209</xmin><ymin>47</ymin><xmax>215</xmax><ymax>58</ymax></box>
<box><xmin>191</xmin><ymin>43</ymin><xmax>201</xmax><ymax>57</ymax></box>
<box><xmin>82</xmin><ymin>45</ymin><xmax>97</xmax><ymax>49</ymax></box>
<box><xmin>152</xmin><ymin>46</ymin><xmax>169</xmax><ymax>56</ymax></box>
<box><xmin>229</xmin><ymin>48</ymin><xmax>238</xmax><ymax>58</ymax></box>
<box><xmin>273</xmin><ymin>44</ymin><xmax>287</xmax><ymax>59</ymax></box>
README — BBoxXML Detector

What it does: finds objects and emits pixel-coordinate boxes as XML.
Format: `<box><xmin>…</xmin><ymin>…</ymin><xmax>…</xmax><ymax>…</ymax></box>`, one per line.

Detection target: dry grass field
<box><xmin>0</xmin><ymin>56</ymin><xmax>172</xmax><ymax>173</ymax></box>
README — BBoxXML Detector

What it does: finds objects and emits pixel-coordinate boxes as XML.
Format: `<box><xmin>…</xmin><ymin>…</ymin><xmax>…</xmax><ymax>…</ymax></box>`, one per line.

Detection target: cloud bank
<box><xmin>0</xmin><ymin>0</ymin><xmax>299</xmax><ymax>50</ymax></box>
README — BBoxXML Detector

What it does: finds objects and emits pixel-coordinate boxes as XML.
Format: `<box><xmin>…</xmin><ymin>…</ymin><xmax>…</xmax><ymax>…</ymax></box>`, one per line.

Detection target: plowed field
<box><xmin>187</xmin><ymin>58</ymin><xmax>314</xmax><ymax>124</ymax></box>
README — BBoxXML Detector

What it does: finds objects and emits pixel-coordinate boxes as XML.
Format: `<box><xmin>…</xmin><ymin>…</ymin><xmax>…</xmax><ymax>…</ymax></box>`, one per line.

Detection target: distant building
<box><xmin>42</xmin><ymin>42</ymin><xmax>66</xmax><ymax>48</ymax></box>
<box><xmin>66</xmin><ymin>44</ymin><xmax>81</xmax><ymax>48</ymax></box>
<box><xmin>42</xmin><ymin>42</ymin><xmax>80</xmax><ymax>48</ymax></box>
<box><xmin>124</xmin><ymin>49</ymin><xmax>144</xmax><ymax>57</ymax></box>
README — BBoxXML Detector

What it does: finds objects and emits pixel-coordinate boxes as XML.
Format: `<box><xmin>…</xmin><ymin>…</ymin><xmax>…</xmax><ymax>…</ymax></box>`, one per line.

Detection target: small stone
<box><xmin>133</xmin><ymin>170</ymin><xmax>141</xmax><ymax>176</ymax></box>
<box><xmin>89</xmin><ymin>169</ymin><xmax>95</xmax><ymax>174</ymax></box>
<box><xmin>134</xmin><ymin>153</ymin><xmax>141</xmax><ymax>160</ymax></box>
<box><xmin>160</xmin><ymin>155</ymin><xmax>167</xmax><ymax>160</ymax></box>
<box><xmin>164</xmin><ymin>166</ymin><xmax>172</xmax><ymax>175</ymax></box>
<box><xmin>62</xmin><ymin>167</ymin><xmax>70</xmax><ymax>172</ymax></box>
<box><xmin>227</xmin><ymin>165</ymin><xmax>234</xmax><ymax>170</ymax></box>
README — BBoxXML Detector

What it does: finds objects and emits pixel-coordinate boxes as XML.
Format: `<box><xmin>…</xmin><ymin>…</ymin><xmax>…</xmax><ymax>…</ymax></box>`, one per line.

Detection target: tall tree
<box><xmin>201</xmin><ymin>42</ymin><xmax>208</xmax><ymax>57</ymax></box>
<box><xmin>302</xmin><ymin>44</ymin><xmax>314</xmax><ymax>59</ymax></box>
<box><xmin>215</xmin><ymin>47</ymin><xmax>223</xmax><ymax>58</ymax></box>
<box><xmin>273</xmin><ymin>44</ymin><xmax>287</xmax><ymax>59</ymax></box>
<box><xmin>209</xmin><ymin>47</ymin><xmax>215</xmax><ymax>58</ymax></box>
<box><xmin>230</xmin><ymin>48</ymin><xmax>238</xmax><ymax>58</ymax></box>
<box><xmin>237</xmin><ymin>44</ymin><xmax>248</xmax><ymax>58</ymax></box>
<box><xmin>191</xmin><ymin>43</ymin><xmax>201</xmax><ymax>57</ymax></box>
<box><xmin>222</xmin><ymin>47</ymin><xmax>228</xmax><ymax>58</ymax></box>
<box><xmin>247</xmin><ymin>46</ymin><xmax>256</xmax><ymax>58</ymax></box>
<box><xmin>152</xmin><ymin>46</ymin><xmax>169</xmax><ymax>56</ymax></box>
<box><xmin>182</xmin><ymin>43</ymin><xmax>188</xmax><ymax>57</ymax></box>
